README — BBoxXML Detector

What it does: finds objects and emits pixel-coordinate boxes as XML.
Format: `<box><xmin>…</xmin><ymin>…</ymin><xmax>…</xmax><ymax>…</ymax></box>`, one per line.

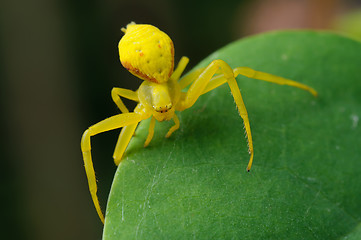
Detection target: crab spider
<box><xmin>81</xmin><ymin>22</ymin><xmax>317</xmax><ymax>223</ymax></box>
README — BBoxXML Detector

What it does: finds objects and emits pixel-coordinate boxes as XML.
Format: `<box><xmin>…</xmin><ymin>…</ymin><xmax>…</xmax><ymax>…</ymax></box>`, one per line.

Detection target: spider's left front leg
<box><xmin>178</xmin><ymin>60</ymin><xmax>254</xmax><ymax>171</ymax></box>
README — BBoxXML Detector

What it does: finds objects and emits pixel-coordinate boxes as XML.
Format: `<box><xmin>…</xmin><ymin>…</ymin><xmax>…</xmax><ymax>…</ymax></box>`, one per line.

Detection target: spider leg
<box><xmin>144</xmin><ymin>116</ymin><xmax>156</xmax><ymax>147</ymax></box>
<box><xmin>165</xmin><ymin>114</ymin><xmax>180</xmax><ymax>138</ymax></box>
<box><xmin>111</xmin><ymin>87</ymin><xmax>139</xmax><ymax>113</ymax></box>
<box><xmin>113</xmin><ymin>123</ymin><xmax>139</xmax><ymax>166</ymax></box>
<box><xmin>81</xmin><ymin>112</ymin><xmax>144</xmax><ymax>223</ymax></box>
<box><xmin>177</xmin><ymin>60</ymin><xmax>254</xmax><ymax>171</ymax></box>
<box><xmin>234</xmin><ymin>67</ymin><xmax>317</xmax><ymax>96</ymax></box>
<box><xmin>179</xmin><ymin>68</ymin><xmax>225</xmax><ymax>89</ymax></box>
<box><xmin>170</xmin><ymin>56</ymin><xmax>189</xmax><ymax>82</ymax></box>
<box><xmin>201</xmin><ymin>67</ymin><xmax>317</xmax><ymax>96</ymax></box>
<box><xmin>111</xmin><ymin>88</ymin><xmax>141</xmax><ymax>165</ymax></box>
<box><xmin>178</xmin><ymin>67</ymin><xmax>205</xmax><ymax>89</ymax></box>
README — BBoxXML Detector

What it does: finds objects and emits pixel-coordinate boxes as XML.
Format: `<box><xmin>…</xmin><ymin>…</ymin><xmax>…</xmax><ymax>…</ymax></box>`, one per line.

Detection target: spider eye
<box><xmin>154</xmin><ymin>103</ymin><xmax>173</xmax><ymax>113</ymax></box>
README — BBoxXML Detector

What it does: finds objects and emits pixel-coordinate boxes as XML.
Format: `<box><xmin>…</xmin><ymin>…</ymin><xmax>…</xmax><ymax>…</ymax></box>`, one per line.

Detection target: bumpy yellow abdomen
<box><xmin>118</xmin><ymin>23</ymin><xmax>174</xmax><ymax>83</ymax></box>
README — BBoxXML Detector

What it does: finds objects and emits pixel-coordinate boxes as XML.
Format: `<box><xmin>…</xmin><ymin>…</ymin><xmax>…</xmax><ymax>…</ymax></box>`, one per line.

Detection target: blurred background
<box><xmin>1</xmin><ymin>0</ymin><xmax>361</xmax><ymax>239</ymax></box>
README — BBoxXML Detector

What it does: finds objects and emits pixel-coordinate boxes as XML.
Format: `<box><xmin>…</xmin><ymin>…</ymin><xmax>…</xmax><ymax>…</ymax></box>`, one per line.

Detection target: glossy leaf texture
<box><xmin>103</xmin><ymin>31</ymin><xmax>361</xmax><ymax>239</ymax></box>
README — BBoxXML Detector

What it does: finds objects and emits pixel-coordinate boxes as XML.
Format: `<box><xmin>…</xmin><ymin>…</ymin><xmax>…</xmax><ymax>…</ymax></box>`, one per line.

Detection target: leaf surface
<box><xmin>103</xmin><ymin>31</ymin><xmax>361</xmax><ymax>239</ymax></box>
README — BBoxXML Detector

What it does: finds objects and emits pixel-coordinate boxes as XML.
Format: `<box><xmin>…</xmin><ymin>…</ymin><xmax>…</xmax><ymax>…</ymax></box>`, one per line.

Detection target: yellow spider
<box><xmin>81</xmin><ymin>22</ymin><xmax>317</xmax><ymax>223</ymax></box>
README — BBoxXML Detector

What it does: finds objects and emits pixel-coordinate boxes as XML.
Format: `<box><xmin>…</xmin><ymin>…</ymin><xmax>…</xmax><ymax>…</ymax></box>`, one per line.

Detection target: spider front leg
<box><xmin>178</xmin><ymin>60</ymin><xmax>254</xmax><ymax>171</ymax></box>
<box><xmin>81</xmin><ymin>112</ymin><xmax>145</xmax><ymax>223</ymax></box>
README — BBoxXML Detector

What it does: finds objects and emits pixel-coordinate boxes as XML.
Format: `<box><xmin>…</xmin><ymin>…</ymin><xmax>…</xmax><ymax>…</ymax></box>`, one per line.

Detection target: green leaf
<box><xmin>103</xmin><ymin>31</ymin><xmax>361</xmax><ymax>239</ymax></box>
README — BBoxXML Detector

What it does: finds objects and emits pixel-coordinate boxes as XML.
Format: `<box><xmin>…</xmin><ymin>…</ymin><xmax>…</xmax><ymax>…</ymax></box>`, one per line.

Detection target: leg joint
<box><xmin>234</xmin><ymin>67</ymin><xmax>255</xmax><ymax>78</ymax></box>
<box><xmin>210</xmin><ymin>59</ymin><xmax>234</xmax><ymax>79</ymax></box>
